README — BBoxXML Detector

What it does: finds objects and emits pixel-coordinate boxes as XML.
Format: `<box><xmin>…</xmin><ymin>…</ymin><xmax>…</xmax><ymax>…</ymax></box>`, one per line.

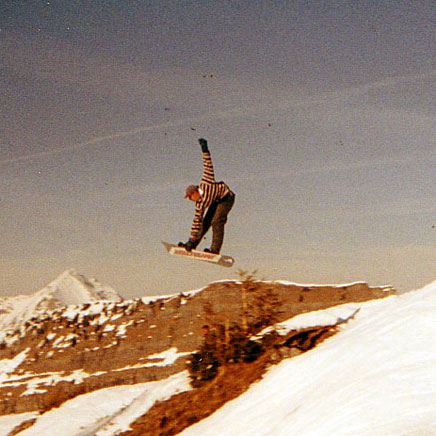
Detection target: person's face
<box><xmin>187</xmin><ymin>190</ymin><xmax>201</xmax><ymax>202</ymax></box>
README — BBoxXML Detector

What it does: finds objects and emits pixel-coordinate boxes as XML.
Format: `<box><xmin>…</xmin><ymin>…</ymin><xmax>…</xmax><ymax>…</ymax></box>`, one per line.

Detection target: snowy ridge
<box><xmin>178</xmin><ymin>282</ymin><xmax>436</xmax><ymax>436</ymax></box>
<box><xmin>0</xmin><ymin>270</ymin><xmax>123</xmax><ymax>339</ymax></box>
<box><xmin>253</xmin><ymin>302</ymin><xmax>363</xmax><ymax>340</ymax></box>
<box><xmin>274</xmin><ymin>279</ymin><xmax>395</xmax><ymax>291</ymax></box>
<box><xmin>139</xmin><ymin>279</ymin><xmax>395</xmax><ymax>305</ymax></box>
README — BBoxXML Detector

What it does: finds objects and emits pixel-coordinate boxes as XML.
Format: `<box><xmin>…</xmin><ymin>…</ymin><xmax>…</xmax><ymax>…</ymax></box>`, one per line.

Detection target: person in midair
<box><xmin>179</xmin><ymin>138</ymin><xmax>235</xmax><ymax>254</ymax></box>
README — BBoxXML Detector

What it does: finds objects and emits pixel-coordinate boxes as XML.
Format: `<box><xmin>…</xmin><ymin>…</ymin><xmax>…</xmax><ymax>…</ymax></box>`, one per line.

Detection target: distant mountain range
<box><xmin>0</xmin><ymin>269</ymin><xmax>123</xmax><ymax>338</ymax></box>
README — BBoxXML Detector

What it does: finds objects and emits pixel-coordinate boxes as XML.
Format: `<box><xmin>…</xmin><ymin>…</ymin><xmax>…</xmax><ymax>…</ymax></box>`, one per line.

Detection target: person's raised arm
<box><xmin>199</xmin><ymin>138</ymin><xmax>215</xmax><ymax>184</ymax></box>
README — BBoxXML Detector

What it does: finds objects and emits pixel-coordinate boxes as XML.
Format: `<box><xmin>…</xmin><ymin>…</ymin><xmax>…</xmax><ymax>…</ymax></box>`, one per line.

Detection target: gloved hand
<box><xmin>198</xmin><ymin>138</ymin><xmax>208</xmax><ymax>153</ymax></box>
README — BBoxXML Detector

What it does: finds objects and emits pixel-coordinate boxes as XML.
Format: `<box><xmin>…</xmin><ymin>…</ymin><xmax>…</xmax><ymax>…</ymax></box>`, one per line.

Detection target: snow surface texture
<box><xmin>0</xmin><ymin>412</ymin><xmax>39</xmax><ymax>436</ymax></box>
<box><xmin>0</xmin><ymin>349</ymin><xmax>30</xmax><ymax>383</ymax></box>
<box><xmin>0</xmin><ymin>371</ymin><xmax>191</xmax><ymax>436</ymax></box>
<box><xmin>0</xmin><ymin>270</ymin><xmax>123</xmax><ymax>340</ymax></box>
<box><xmin>178</xmin><ymin>281</ymin><xmax>436</xmax><ymax>436</ymax></box>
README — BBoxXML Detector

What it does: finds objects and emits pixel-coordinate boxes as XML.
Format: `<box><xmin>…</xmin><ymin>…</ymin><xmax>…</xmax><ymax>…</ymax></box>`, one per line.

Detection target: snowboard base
<box><xmin>162</xmin><ymin>241</ymin><xmax>235</xmax><ymax>268</ymax></box>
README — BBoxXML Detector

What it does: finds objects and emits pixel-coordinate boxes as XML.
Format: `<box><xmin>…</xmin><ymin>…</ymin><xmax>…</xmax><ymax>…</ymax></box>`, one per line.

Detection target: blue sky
<box><xmin>1</xmin><ymin>0</ymin><xmax>436</xmax><ymax>297</ymax></box>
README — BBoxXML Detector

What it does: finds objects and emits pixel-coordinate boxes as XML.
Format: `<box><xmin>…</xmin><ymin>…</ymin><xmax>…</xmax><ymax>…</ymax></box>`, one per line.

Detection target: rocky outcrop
<box><xmin>0</xmin><ymin>279</ymin><xmax>395</xmax><ymax>415</ymax></box>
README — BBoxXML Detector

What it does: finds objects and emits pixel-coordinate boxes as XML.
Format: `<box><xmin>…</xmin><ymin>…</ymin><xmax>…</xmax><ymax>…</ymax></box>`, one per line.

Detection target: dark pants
<box><xmin>197</xmin><ymin>193</ymin><xmax>235</xmax><ymax>253</ymax></box>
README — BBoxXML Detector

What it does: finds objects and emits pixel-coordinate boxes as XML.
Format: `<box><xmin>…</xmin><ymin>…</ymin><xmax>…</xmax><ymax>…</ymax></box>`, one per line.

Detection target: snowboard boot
<box><xmin>204</xmin><ymin>248</ymin><xmax>219</xmax><ymax>254</ymax></box>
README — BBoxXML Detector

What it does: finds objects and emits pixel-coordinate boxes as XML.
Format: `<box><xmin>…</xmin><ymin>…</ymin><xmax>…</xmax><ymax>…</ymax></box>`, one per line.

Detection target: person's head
<box><xmin>185</xmin><ymin>185</ymin><xmax>200</xmax><ymax>202</ymax></box>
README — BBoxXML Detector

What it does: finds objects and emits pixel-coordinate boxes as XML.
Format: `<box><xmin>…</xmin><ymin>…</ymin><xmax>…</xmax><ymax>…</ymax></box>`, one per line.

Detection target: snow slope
<box><xmin>0</xmin><ymin>269</ymin><xmax>123</xmax><ymax>337</ymax></box>
<box><xmin>178</xmin><ymin>281</ymin><xmax>436</xmax><ymax>436</ymax></box>
<box><xmin>0</xmin><ymin>371</ymin><xmax>191</xmax><ymax>436</ymax></box>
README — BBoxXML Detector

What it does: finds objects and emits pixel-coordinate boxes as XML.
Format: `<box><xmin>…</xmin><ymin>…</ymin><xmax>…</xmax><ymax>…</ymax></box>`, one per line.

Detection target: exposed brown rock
<box><xmin>0</xmin><ymin>280</ymin><xmax>395</xmax><ymax>415</ymax></box>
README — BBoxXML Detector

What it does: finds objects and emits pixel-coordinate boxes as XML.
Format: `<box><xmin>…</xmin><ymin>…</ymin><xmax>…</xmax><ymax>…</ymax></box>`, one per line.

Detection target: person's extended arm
<box><xmin>199</xmin><ymin>138</ymin><xmax>215</xmax><ymax>184</ymax></box>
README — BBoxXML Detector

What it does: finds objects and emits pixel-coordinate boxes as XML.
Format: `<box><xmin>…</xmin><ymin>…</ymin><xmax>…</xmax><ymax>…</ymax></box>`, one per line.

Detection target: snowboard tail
<box><xmin>162</xmin><ymin>241</ymin><xmax>234</xmax><ymax>268</ymax></box>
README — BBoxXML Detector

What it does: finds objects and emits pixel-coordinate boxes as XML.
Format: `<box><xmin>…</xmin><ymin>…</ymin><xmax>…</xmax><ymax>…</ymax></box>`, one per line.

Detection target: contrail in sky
<box><xmin>0</xmin><ymin>108</ymin><xmax>247</xmax><ymax>167</ymax></box>
<box><xmin>0</xmin><ymin>117</ymin><xmax>205</xmax><ymax>166</ymax></box>
<box><xmin>2</xmin><ymin>69</ymin><xmax>435</xmax><ymax>167</ymax></box>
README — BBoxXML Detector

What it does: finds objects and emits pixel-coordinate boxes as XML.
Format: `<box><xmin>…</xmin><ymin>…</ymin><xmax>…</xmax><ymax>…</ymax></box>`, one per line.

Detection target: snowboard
<box><xmin>162</xmin><ymin>241</ymin><xmax>235</xmax><ymax>268</ymax></box>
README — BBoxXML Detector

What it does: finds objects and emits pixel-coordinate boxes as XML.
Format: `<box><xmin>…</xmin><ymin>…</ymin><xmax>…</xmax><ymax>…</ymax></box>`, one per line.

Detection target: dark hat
<box><xmin>184</xmin><ymin>184</ymin><xmax>198</xmax><ymax>198</ymax></box>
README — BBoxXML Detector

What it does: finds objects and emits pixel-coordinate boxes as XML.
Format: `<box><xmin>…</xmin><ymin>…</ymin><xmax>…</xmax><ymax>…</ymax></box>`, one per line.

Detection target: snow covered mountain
<box><xmin>0</xmin><ymin>279</ymin><xmax>434</xmax><ymax>436</ymax></box>
<box><xmin>0</xmin><ymin>269</ymin><xmax>123</xmax><ymax>337</ymax></box>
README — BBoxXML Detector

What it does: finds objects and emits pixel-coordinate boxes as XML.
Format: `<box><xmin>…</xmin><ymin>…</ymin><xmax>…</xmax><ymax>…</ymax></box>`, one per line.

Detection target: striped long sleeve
<box><xmin>200</xmin><ymin>150</ymin><xmax>215</xmax><ymax>184</ymax></box>
<box><xmin>190</xmin><ymin>150</ymin><xmax>232</xmax><ymax>239</ymax></box>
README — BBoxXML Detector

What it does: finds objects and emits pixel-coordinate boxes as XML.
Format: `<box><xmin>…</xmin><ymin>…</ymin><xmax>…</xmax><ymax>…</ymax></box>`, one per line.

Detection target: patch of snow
<box><xmin>140</xmin><ymin>294</ymin><xmax>173</xmax><ymax>304</ymax></box>
<box><xmin>52</xmin><ymin>335</ymin><xmax>66</xmax><ymax>348</ymax></box>
<box><xmin>273</xmin><ymin>279</ymin><xmax>394</xmax><ymax>292</ymax></box>
<box><xmin>116</xmin><ymin>320</ymin><xmax>134</xmax><ymax>337</ymax></box>
<box><xmin>110</xmin><ymin>348</ymin><xmax>191</xmax><ymax>371</ymax></box>
<box><xmin>254</xmin><ymin>301</ymin><xmax>369</xmax><ymax>339</ymax></box>
<box><xmin>13</xmin><ymin>371</ymin><xmax>191</xmax><ymax>436</ymax></box>
<box><xmin>0</xmin><ymin>348</ymin><xmax>30</xmax><ymax>382</ymax></box>
<box><xmin>144</xmin><ymin>347</ymin><xmax>191</xmax><ymax>367</ymax></box>
<box><xmin>1</xmin><ymin>369</ymin><xmax>91</xmax><ymax>395</ymax></box>
<box><xmin>0</xmin><ymin>412</ymin><xmax>39</xmax><ymax>436</ymax></box>
<box><xmin>96</xmin><ymin>371</ymin><xmax>191</xmax><ymax>436</ymax></box>
<box><xmin>21</xmin><ymin>387</ymin><xmax>49</xmax><ymax>396</ymax></box>
<box><xmin>139</xmin><ymin>284</ymin><xmax>209</xmax><ymax>305</ymax></box>
<box><xmin>103</xmin><ymin>324</ymin><xmax>116</xmax><ymax>333</ymax></box>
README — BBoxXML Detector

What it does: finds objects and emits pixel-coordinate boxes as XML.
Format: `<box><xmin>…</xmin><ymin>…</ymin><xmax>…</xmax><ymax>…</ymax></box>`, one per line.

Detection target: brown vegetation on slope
<box><xmin>119</xmin><ymin>322</ymin><xmax>341</xmax><ymax>436</ymax></box>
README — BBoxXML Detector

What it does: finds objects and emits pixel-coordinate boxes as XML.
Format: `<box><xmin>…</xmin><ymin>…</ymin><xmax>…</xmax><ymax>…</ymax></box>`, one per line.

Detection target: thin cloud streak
<box><xmin>0</xmin><ymin>110</ymin><xmax>237</xmax><ymax>167</ymax></box>
<box><xmin>2</xmin><ymin>69</ymin><xmax>435</xmax><ymax>167</ymax></box>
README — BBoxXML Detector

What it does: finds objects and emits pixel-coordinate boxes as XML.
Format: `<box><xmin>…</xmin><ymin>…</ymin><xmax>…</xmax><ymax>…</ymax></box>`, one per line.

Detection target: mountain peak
<box><xmin>0</xmin><ymin>270</ymin><xmax>123</xmax><ymax>338</ymax></box>
<box><xmin>43</xmin><ymin>269</ymin><xmax>122</xmax><ymax>306</ymax></box>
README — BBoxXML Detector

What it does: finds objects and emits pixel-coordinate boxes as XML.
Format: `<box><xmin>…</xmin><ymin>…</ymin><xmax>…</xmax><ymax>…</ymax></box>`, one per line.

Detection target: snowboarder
<box><xmin>179</xmin><ymin>138</ymin><xmax>235</xmax><ymax>254</ymax></box>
